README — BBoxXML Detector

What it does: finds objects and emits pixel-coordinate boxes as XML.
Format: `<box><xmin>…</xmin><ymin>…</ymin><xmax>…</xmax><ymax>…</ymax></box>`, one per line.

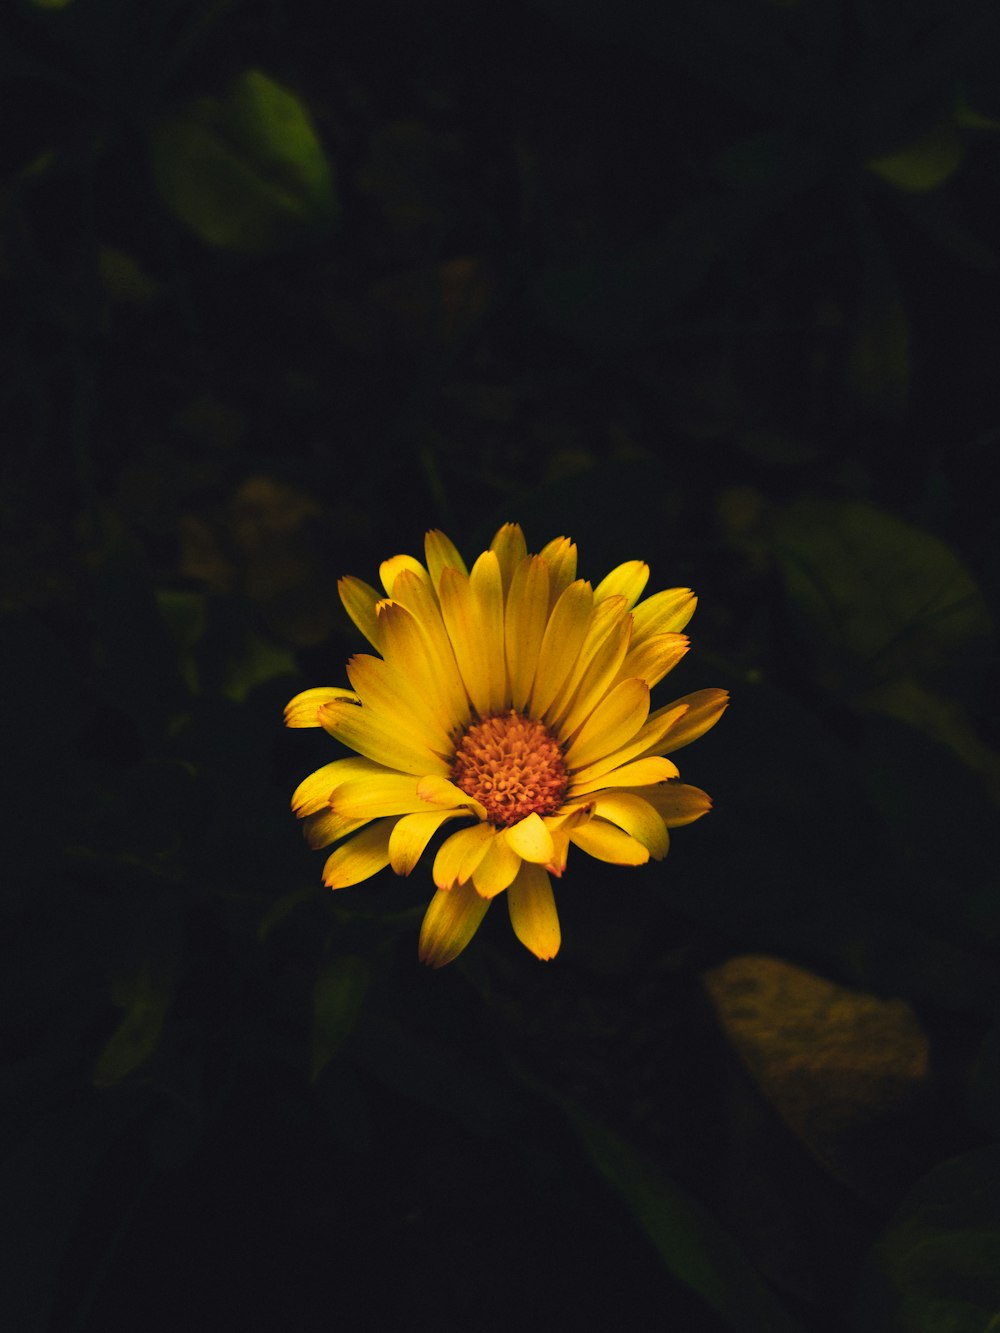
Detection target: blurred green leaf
<box><xmin>156</xmin><ymin>589</ymin><xmax>207</xmax><ymax>694</ymax></box>
<box><xmin>773</xmin><ymin>498</ymin><xmax>993</xmax><ymax>689</ymax></box>
<box><xmin>93</xmin><ymin>959</ymin><xmax>174</xmax><ymax>1088</ymax></box>
<box><xmin>221</xmin><ymin>629</ymin><xmax>296</xmax><ymax>703</ymax></box>
<box><xmin>310</xmin><ymin>955</ymin><xmax>370</xmax><ymax>1081</ymax></box>
<box><xmin>151</xmin><ymin>69</ymin><xmax>338</xmax><ymax>254</ymax></box>
<box><xmin>859</xmin><ymin>1146</ymin><xmax>1000</xmax><ymax>1332</ymax></box>
<box><xmin>703</xmin><ymin>955</ymin><xmax>928</xmax><ymax>1195</ymax></box>
<box><xmin>868</xmin><ymin>122</ymin><xmax>966</xmax><ymax>193</ymax></box>
<box><xmin>569</xmin><ymin>1109</ymin><xmax>809</xmax><ymax>1333</ymax></box>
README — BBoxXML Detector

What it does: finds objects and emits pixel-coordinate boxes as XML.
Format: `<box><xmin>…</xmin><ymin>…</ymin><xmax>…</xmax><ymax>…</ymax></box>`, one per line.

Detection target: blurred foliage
<box><xmin>3</xmin><ymin>0</ymin><xmax>1000</xmax><ymax>1329</ymax></box>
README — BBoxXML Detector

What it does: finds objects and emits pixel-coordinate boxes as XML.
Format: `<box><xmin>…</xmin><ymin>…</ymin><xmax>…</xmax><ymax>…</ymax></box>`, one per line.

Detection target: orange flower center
<box><xmin>452</xmin><ymin>711</ymin><xmax>569</xmax><ymax>828</ymax></box>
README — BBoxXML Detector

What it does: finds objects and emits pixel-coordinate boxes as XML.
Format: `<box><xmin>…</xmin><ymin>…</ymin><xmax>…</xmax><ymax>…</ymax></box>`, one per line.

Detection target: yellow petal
<box><xmin>593</xmin><ymin>559</ymin><xmax>649</xmax><ymax>609</ymax></box>
<box><xmin>544</xmin><ymin>594</ymin><xmax>624</xmax><ymax>730</ymax></box>
<box><xmin>546</xmin><ymin>595</ymin><xmax>630</xmax><ymax>734</ymax></box>
<box><xmin>432</xmin><ymin>823</ymin><xmax>495</xmax><ymax>890</ymax></box>
<box><xmin>338</xmin><ymin>577</ymin><xmax>383</xmax><ymax>649</ymax></box>
<box><xmin>416</xmin><ymin>775</ymin><xmax>487</xmax><ymax>818</ymax></box>
<box><xmin>425</xmin><ymin>529</ymin><xmax>468</xmax><ymax>594</ymax></box>
<box><xmin>291</xmin><ymin>757</ymin><xmax>389</xmax><ymax>815</ymax></box>
<box><xmin>319</xmin><ymin>699</ymin><xmax>450</xmax><ymax>777</ymax></box>
<box><xmin>489</xmin><ymin>522</ymin><xmax>528</xmax><ymax>592</ymax></box>
<box><xmin>569</xmin><ymin>756</ymin><xmax>679</xmax><ymax>795</ymax></box>
<box><xmin>641</xmin><ymin>781</ymin><xmax>713</xmax><ymax>827</ymax></box>
<box><xmin>388</xmin><ymin>809</ymin><xmax>470</xmax><ymax>875</ymax></box>
<box><xmin>505</xmin><ymin>555</ymin><xmax>551</xmax><ymax>711</ymax></box>
<box><xmin>388</xmin><ymin>570</ymin><xmax>471</xmax><ymax>732</ymax></box>
<box><xmin>586</xmin><ymin>792</ymin><xmax>669</xmax><ymax>859</ymax></box>
<box><xmin>543</xmin><ymin>805</ymin><xmax>593</xmax><ymax>876</ymax></box>
<box><xmin>471</xmin><ymin>834</ymin><xmax>522</xmax><ymax>899</ymax></box>
<box><xmin>468</xmin><ymin>549</ymin><xmax>507</xmax><ymax>713</ymax></box>
<box><xmin>346</xmin><ymin>651</ymin><xmax>453</xmax><ymax>755</ymax></box>
<box><xmin>571</xmin><ymin>701</ymin><xmax>689</xmax><ymax>784</ymax></box>
<box><xmin>631</xmin><ymin>587</ymin><xmax>697</xmax><ymax>643</ymax></box>
<box><xmin>372</xmin><ymin>602</ymin><xmax>457</xmax><ymax>736</ymax></box>
<box><xmin>418</xmin><ymin>880</ymin><xmax>490</xmax><ymax>968</ymax></box>
<box><xmin>322</xmin><ymin>817</ymin><xmax>398</xmax><ymax>887</ymax></box>
<box><xmin>302</xmin><ymin>809</ymin><xmax>370</xmax><ymax>849</ymax></box>
<box><xmin>504</xmin><ymin>811</ymin><xmax>555</xmax><ymax>864</ymax></box>
<box><xmin>658</xmin><ymin>689</ymin><xmax>730</xmax><ymax>754</ymax></box>
<box><xmin>438</xmin><ymin>557</ymin><xmax>505</xmax><ymax>717</ymax></box>
<box><xmin>285</xmin><ymin>687</ymin><xmax>357</xmax><ymax>728</ymax></box>
<box><xmin>538</xmin><ymin>536</ymin><xmax>577</xmax><ymax>607</ymax></box>
<box><xmin>562</xmin><ymin>677</ymin><xmax>650</xmax><ymax>771</ymax></box>
<box><xmin>330</xmin><ymin>774</ymin><xmax>434</xmax><ymax>820</ymax></box>
<box><xmin>506</xmin><ymin>861</ymin><xmax>560</xmax><ymax>960</ymax></box>
<box><xmin>614</xmin><ymin>633</ymin><xmax>689</xmax><ymax>690</ymax></box>
<box><xmin>379</xmin><ymin>553</ymin><xmax>427</xmax><ymax>596</ymax></box>
<box><xmin>569</xmin><ymin>818</ymin><xmax>649</xmax><ymax>865</ymax></box>
<box><xmin>528</xmin><ymin>579</ymin><xmax>593</xmax><ymax>718</ymax></box>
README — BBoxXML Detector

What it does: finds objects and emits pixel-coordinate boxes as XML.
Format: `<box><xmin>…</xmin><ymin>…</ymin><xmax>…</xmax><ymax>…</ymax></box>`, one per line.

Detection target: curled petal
<box><xmin>291</xmin><ymin>757</ymin><xmax>389</xmax><ymax>816</ymax></box>
<box><xmin>569</xmin><ymin>818</ymin><xmax>649</xmax><ymax>866</ymax></box>
<box><xmin>504</xmin><ymin>812</ymin><xmax>555</xmax><ymax>865</ymax></box>
<box><xmin>586</xmin><ymin>792</ymin><xmax>669</xmax><ymax>859</ymax></box>
<box><xmin>285</xmin><ymin>688</ymin><xmax>357</xmax><ymax>728</ymax></box>
<box><xmin>640</xmin><ymin>782</ymin><xmax>713</xmax><ymax>827</ymax></box>
<box><xmin>543</xmin><ymin>805</ymin><xmax>593</xmax><ymax>877</ymax></box>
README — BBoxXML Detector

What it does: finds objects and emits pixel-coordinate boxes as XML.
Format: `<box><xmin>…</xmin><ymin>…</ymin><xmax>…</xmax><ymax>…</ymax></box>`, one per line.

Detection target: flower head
<box><xmin>285</xmin><ymin>524</ymin><xmax>727</xmax><ymax>966</ymax></box>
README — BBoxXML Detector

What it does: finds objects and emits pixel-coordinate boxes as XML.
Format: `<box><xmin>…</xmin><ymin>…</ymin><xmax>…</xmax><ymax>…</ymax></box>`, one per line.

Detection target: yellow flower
<box><xmin>285</xmin><ymin>524</ymin><xmax>727</xmax><ymax>967</ymax></box>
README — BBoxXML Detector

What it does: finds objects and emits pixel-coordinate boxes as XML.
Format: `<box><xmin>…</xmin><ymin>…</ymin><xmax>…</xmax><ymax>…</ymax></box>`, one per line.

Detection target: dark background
<box><xmin>3</xmin><ymin>0</ymin><xmax>1000</xmax><ymax>1329</ymax></box>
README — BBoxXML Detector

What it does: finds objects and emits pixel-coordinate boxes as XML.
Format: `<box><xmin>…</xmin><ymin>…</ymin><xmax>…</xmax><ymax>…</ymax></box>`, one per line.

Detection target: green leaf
<box><xmin>93</xmin><ymin>959</ymin><xmax>174</xmax><ymax>1088</ymax></box>
<box><xmin>151</xmin><ymin>69</ymin><xmax>338</xmax><ymax>254</ymax></box>
<box><xmin>860</xmin><ymin>1146</ymin><xmax>1000</xmax><ymax>1333</ymax></box>
<box><xmin>310</xmin><ymin>955</ymin><xmax>370</xmax><ymax>1081</ymax></box>
<box><xmin>773</xmin><ymin>498</ymin><xmax>993</xmax><ymax>689</ymax></box>
<box><xmin>568</xmin><ymin>1109</ymin><xmax>810</xmax><ymax>1333</ymax></box>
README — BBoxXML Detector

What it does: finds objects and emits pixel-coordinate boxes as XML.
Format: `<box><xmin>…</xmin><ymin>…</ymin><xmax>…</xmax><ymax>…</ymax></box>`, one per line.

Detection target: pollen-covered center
<box><xmin>451</xmin><ymin>711</ymin><xmax>569</xmax><ymax>828</ymax></box>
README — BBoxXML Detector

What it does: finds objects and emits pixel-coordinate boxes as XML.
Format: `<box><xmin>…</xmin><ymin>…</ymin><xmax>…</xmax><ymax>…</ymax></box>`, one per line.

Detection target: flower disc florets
<box><xmin>452</xmin><ymin>711</ymin><xmax>569</xmax><ymax>828</ymax></box>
